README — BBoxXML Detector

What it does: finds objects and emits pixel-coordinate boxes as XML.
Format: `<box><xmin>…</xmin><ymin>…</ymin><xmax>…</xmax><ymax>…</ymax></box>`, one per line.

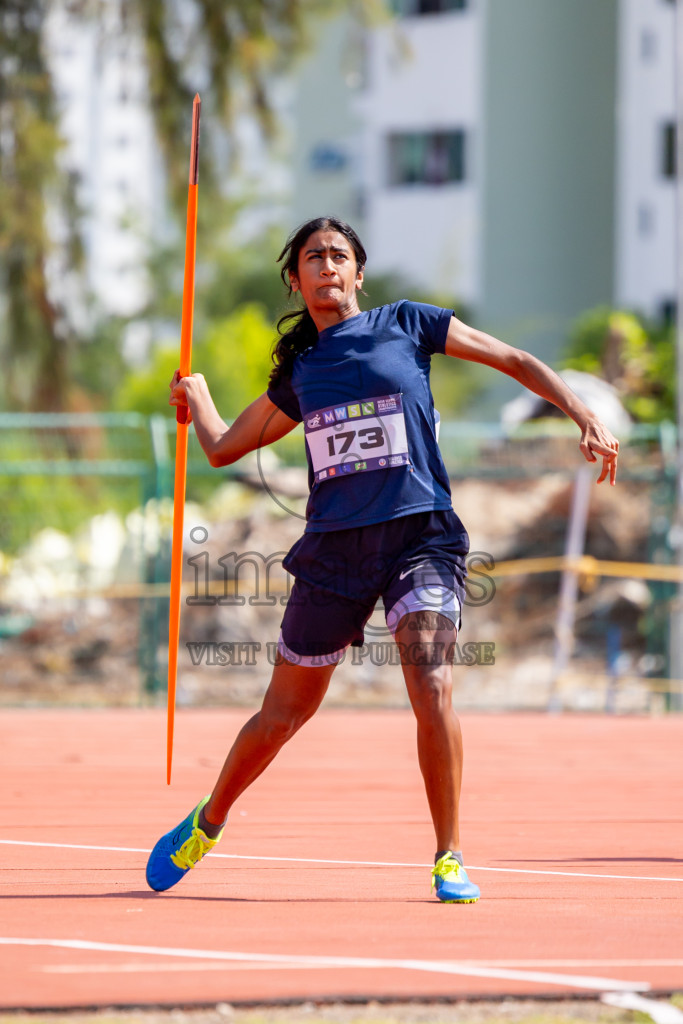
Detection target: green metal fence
<box><xmin>0</xmin><ymin>413</ymin><xmax>677</xmax><ymax>710</ymax></box>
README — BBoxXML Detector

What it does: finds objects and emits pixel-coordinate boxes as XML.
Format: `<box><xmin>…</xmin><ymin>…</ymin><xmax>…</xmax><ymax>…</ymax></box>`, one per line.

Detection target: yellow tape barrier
<box><xmin>492</xmin><ymin>555</ymin><xmax>683</xmax><ymax>583</ymax></box>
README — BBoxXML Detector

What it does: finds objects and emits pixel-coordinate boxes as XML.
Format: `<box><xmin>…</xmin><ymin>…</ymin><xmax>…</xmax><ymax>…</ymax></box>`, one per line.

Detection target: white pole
<box><xmin>548</xmin><ymin>464</ymin><xmax>593</xmax><ymax>711</ymax></box>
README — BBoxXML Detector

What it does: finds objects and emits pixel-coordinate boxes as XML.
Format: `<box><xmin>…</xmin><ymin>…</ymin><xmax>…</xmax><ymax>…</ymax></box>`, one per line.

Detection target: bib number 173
<box><xmin>303</xmin><ymin>393</ymin><xmax>411</xmax><ymax>483</ymax></box>
<box><xmin>326</xmin><ymin>426</ymin><xmax>384</xmax><ymax>456</ymax></box>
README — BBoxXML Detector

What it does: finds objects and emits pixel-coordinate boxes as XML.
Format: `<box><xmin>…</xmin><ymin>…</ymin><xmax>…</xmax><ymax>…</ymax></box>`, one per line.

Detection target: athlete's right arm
<box><xmin>169</xmin><ymin>370</ymin><xmax>299</xmax><ymax>467</ymax></box>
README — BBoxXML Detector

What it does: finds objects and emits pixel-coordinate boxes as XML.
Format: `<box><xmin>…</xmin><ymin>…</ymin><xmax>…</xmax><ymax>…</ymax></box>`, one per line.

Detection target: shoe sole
<box><xmin>437</xmin><ymin>896</ymin><xmax>479</xmax><ymax>903</ymax></box>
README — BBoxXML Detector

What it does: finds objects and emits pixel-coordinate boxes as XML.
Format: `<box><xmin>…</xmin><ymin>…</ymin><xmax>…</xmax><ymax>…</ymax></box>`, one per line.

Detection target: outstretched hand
<box><xmin>579</xmin><ymin>418</ymin><xmax>619</xmax><ymax>484</ymax></box>
<box><xmin>169</xmin><ymin>369</ymin><xmax>193</xmax><ymax>424</ymax></box>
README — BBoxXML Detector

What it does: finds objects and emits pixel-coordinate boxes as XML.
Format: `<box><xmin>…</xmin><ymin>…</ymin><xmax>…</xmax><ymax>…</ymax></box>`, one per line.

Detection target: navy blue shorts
<box><xmin>279</xmin><ymin>509</ymin><xmax>469</xmax><ymax>665</ymax></box>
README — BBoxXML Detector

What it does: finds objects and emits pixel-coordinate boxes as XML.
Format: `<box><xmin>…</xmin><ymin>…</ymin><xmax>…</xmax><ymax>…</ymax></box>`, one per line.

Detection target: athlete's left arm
<box><xmin>445</xmin><ymin>316</ymin><xmax>619</xmax><ymax>485</ymax></box>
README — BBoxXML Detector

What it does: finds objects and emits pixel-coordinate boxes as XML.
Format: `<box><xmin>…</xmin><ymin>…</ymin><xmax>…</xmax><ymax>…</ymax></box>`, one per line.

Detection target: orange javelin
<box><xmin>167</xmin><ymin>93</ymin><xmax>201</xmax><ymax>784</ymax></box>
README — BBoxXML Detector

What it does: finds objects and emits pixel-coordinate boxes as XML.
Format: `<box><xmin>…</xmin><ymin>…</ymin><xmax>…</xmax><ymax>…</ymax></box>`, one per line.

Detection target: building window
<box><xmin>388</xmin><ymin>130</ymin><xmax>466</xmax><ymax>186</ymax></box>
<box><xmin>661</xmin><ymin>122</ymin><xmax>676</xmax><ymax>178</ymax></box>
<box><xmin>390</xmin><ymin>0</ymin><xmax>467</xmax><ymax>15</ymax></box>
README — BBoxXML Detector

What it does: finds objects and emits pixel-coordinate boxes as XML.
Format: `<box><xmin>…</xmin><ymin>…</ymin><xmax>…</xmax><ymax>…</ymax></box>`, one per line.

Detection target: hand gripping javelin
<box><xmin>167</xmin><ymin>94</ymin><xmax>201</xmax><ymax>784</ymax></box>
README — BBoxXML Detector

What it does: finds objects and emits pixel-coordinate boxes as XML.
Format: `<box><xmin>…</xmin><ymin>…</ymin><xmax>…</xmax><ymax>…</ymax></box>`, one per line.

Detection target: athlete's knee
<box><xmin>258</xmin><ymin>707</ymin><xmax>303</xmax><ymax>746</ymax></box>
<box><xmin>405</xmin><ymin>666</ymin><xmax>453</xmax><ymax>724</ymax></box>
<box><xmin>259</xmin><ymin>693</ymin><xmax>320</xmax><ymax>746</ymax></box>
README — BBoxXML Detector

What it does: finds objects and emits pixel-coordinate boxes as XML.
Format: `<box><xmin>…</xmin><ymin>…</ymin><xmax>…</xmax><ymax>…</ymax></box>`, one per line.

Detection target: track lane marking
<box><xmin>39</xmin><ymin>958</ymin><xmax>683</xmax><ymax>974</ymax></box>
<box><xmin>0</xmin><ymin>937</ymin><xmax>650</xmax><ymax>993</ymax></box>
<box><xmin>41</xmin><ymin>962</ymin><xmax>324</xmax><ymax>974</ymax></box>
<box><xmin>0</xmin><ymin>839</ymin><xmax>681</xmax><ymax>884</ymax></box>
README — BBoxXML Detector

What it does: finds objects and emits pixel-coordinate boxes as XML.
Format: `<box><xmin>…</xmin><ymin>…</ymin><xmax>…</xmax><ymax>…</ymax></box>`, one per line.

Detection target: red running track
<box><xmin>0</xmin><ymin>709</ymin><xmax>681</xmax><ymax>1010</ymax></box>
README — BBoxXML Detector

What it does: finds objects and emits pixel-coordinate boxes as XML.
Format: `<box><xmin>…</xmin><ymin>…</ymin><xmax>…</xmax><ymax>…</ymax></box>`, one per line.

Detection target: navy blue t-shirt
<box><xmin>267</xmin><ymin>300</ymin><xmax>454</xmax><ymax>533</ymax></box>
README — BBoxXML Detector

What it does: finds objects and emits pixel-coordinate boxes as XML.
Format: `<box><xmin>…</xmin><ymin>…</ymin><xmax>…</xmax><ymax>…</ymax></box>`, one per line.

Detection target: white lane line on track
<box><xmin>0</xmin><ymin>937</ymin><xmax>650</xmax><ymax>993</ymax></box>
<box><xmin>1</xmin><ymin>839</ymin><xmax>681</xmax><ymax>884</ymax></box>
<box><xmin>42</xmin><ymin>962</ymin><xmax>325</xmax><ymax>974</ymax></box>
<box><xmin>39</xmin><ymin>958</ymin><xmax>683</xmax><ymax>975</ymax></box>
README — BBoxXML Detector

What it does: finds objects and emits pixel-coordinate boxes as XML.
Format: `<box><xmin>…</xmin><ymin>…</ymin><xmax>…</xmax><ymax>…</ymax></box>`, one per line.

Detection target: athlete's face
<box><xmin>289</xmin><ymin>229</ymin><xmax>364</xmax><ymax>323</ymax></box>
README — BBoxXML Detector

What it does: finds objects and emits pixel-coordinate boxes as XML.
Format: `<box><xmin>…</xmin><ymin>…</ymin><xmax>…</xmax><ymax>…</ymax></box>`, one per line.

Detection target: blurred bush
<box><xmin>562</xmin><ymin>306</ymin><xmax>675</xmax><ymax>423</ymax></box>
<box><xmin>114</xmin><ymin>304</ymin><xmax>274</xmax><ymax>420</ymax></box>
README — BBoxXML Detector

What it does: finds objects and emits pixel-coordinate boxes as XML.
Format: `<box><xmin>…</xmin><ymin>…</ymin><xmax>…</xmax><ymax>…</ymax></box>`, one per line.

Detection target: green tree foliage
<box><xmin>562</xmin><ymin>306</ymin><xmax>675</xmax><ymax>423</ymax></box>
<box><xmin>145</xmin><ymin>226</ymin><xmax>288</xmax><ymax>349</ymax></box>
<box><xmin>128</xmin><ymin>1</ymin><xmax>389</xmax><ymax>346</ymax></box>
<box><xmin>113</xmin><ymin>0</ymin><xmax>386</xmax><ymax>222</ymax></box>
<box><xmin>137</xmin><ymin>0</ymin><xmax>331</xmax><ymax>207</ymax></box>
<box><xmin>0</xmin><ymin>1</ymin><xmax>83</xmax><ymax>411</ymax></box>
<box><xmin>0</xmin><ymin>0</ymin><xmax>384</xmax><ymax>412</ymax></box>
<box><xmin>114</xmin><ymin>304</ymin><xmax>274</xmax><ymax>419</ymax></box>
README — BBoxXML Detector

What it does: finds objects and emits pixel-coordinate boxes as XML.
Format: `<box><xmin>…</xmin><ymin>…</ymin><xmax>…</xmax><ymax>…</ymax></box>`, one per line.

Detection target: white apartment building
<box><xmin>615</xmin><ymin>0</ymin><xmax>677</xmax><ymax>322</ymax></box>
<box><xmin>359</xmin><ymin>3</ymin><xmax>482</xmax><ymax>306</ymax></box>
<box><xmin>291</xmin><ymin>2</ymin><xmax>483</xmax><ymax>307</ymax></box>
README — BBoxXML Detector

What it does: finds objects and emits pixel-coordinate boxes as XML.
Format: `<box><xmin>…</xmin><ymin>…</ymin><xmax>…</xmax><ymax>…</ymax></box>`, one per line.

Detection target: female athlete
<box><xmin>146</xmin><ymin>216</ymin><xmax>619</xmax><ymax>903</ymax></box>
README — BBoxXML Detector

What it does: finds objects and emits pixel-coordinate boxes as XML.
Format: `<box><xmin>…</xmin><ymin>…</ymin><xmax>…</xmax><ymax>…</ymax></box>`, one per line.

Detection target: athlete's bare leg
<box><xmin>395</xmin><ymin>611</ymin><xmax>462</xmax><ymax>853</ymax></box>
<box><xmin>202</xmin><ymin>656</ymin><xmax>336</xmax><ymax>828</ymax></box>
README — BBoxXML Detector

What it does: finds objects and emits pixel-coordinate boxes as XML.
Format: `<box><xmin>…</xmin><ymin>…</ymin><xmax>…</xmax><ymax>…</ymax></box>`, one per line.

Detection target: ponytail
<box><xmin>269</xmin><ymin>307</ymin><xmax>318</xmax><ymax>388</ymax></box>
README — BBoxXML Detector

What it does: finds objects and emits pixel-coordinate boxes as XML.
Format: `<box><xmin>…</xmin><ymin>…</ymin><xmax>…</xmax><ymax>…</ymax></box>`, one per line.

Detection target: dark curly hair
<box><xmin>269</xmin><ymin>216</ymin><xmax>367</xmax><ymax>388</ymax></box>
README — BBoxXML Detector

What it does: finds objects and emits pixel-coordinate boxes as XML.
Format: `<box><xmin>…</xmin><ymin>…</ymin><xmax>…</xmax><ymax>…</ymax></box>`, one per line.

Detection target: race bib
<box><xmin>304</xmin><ymin>394</ymin><xmax>411</xmax><ymax>484</ymax></box>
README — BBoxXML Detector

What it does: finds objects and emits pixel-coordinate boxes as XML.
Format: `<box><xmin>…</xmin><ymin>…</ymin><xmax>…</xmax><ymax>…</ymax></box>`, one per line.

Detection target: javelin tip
<box><xmin>189</xmin><ymin>95</ymin><xmax>201</xmax><ymax>185</ymax></box>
